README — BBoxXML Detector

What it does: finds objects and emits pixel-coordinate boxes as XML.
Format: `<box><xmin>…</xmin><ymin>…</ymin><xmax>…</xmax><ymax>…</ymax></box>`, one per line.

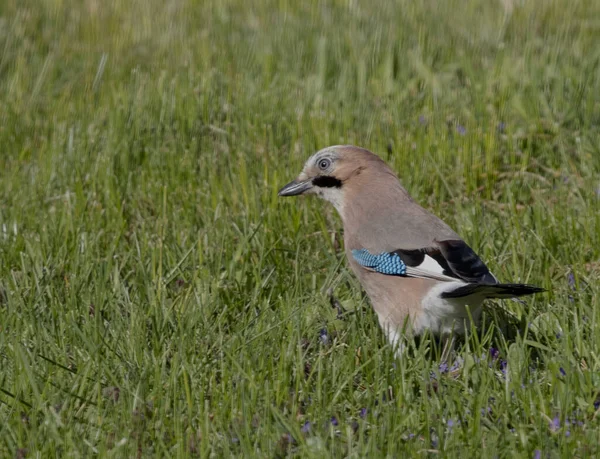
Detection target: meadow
<box><xmin>1</xmin><ymin>0</ymin><xmax>600</xmax><ymax>456</ymax></box>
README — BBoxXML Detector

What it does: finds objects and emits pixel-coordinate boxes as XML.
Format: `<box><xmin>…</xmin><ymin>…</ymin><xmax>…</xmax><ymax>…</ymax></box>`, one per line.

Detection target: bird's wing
<box><xmin>397</xmin><ymin>239</ymin><xmax>498</xmax><ymax>284</ymax></box>
<box><xmin>351</xmin><ymin>248</ymin><xmax>458</xmax><ymax>283</ymax></box>
<box><xmin>345</xmin><ymin>183</ymin><xmax>498</xmax><ymax>284</ymax></box>
<box><xmin>351</xmin><ymin>239</ymin><xmax>498</xmax><ymax>284</ymax></box>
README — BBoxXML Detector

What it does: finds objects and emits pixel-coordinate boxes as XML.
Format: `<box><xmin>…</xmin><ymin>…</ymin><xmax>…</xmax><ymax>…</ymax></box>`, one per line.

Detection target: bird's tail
<box><xmin>441</xmin><ymin>282</ymin><xmax>545</xmax><ymax>299</ymax></box>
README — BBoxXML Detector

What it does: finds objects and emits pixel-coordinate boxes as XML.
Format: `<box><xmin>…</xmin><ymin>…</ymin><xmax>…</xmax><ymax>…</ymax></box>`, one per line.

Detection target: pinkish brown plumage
<box><xmin>279</xmin><ymin>145</ymin><xmax>543</xmax><ymax>356</ymax></box>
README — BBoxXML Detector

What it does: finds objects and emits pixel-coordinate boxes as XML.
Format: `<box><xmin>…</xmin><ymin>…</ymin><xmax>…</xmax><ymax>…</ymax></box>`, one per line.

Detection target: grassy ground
<box><xmin>1</xmin><ymin>0</ymin><xmax>600</xmax><ymax>456</ymax></box>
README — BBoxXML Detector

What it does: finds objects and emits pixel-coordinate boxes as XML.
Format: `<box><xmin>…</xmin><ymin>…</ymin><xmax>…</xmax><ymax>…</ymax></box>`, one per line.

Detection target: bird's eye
<box><xmin>318</xmin><ymin>158</ymin><xmax>331</xmax><ymax>170</ymax></box>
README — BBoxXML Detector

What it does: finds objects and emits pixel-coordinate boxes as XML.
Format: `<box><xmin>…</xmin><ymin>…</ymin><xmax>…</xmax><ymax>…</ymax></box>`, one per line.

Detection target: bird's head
<box><xmin>278</xmin><ymin>145</ymin><xmax>389</xmax><ymax>212</ymax></box>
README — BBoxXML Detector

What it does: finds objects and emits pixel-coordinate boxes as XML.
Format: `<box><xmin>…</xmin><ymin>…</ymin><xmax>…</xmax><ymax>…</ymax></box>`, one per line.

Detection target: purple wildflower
<box><xmin>567</xmin><ymin>272</ymin><xmax>576</xmax><ymax>290</ymax></box>
<box><xmin>331</xmin><ymin>416</ymin><xmax>339</xmax><ymax>427</ymax></box>
<box><xmin>439</xmin><ymin>362</ymin><xmax>449</xmax><ymax>374</ymax></box>
<box><xmin>550</xmin><ymin>416</ymin><xmax>560</xmax><ymax>432</ymax></box>
<box><xmin>456</xmin><ymin>125</ymin><xmax>467</xmax><ymax>135</ymax></box>
<box><xmin>500</xmin><ymin>360</ymin><xmax>508</xmax><ymax>374</ymax></box>
<box><xmin>559</xmin><ymin>367</ymin><xmax>566</xmax><ymax>377</ymax></box>
<box><xmin>497</xmin><ymin>122</ymin><xmax>506</xmax><ymax>133</ymax></box>
<box><xmin>489</xmin><ymin>347</ymin><xmax>500</xmax><ymax>360</ymax></box>
<box><xmin>419</xmin><ymin>115</ymin><xmax>427</xmax><ymax>126</ymax></box>
<box><xmin>319</xmin><ymin>329</ymin><xmax>329</xmax><ymax>345</ymax></box>
<box><xmin>359</xmin><ymin>408</ymin><xmax>367</xmax><ymax>418</ymax></box>
<box><xmin>594</xmin><ymin>399</ymin><xmax>600</xmax><ymax>410</ymax></box>
<box><xmin>450</xmin><ymin>359</ymin><xmax>462</xmax><ymax>372</ymax></box>
<box><xmin>301</xmin><ymin>421</ymin><xmax>311</xmax><ymax>434</ymax></box>
<box><xmin>533</xmin><ymin>450</ymin><xmax>541</xmax><ymax>459</ymax></box>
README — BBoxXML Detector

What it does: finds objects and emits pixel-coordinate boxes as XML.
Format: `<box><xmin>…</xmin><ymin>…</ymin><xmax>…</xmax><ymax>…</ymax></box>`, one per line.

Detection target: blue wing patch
<box><xmin>351</xmin><ymin>249</ymin><xmax>407</xmax><ymax>275</ymax></box>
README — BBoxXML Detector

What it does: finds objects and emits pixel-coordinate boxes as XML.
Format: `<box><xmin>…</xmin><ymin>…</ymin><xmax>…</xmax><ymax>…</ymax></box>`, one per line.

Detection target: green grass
<box><xmin>1</xmin><ymin>0</ymin><xmax>600</xmax><ymax>456</ymax></box>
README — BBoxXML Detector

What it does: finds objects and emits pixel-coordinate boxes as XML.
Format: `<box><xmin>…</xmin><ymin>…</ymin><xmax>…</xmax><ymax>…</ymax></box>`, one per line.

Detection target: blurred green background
<box><xmin>1</xmin><ymin>0</ymin><xmax>600</xmax><ymax>456</ymax></box>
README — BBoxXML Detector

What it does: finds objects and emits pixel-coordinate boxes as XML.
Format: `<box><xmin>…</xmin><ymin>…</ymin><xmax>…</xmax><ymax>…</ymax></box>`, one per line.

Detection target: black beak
<box><xmin>278</xmin><ymin>179</ymin><xmax>313</xmax><ymax>197</ymax></box>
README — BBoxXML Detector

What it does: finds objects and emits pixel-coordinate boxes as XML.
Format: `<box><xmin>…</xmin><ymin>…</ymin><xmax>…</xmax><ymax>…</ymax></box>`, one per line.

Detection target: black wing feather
<box><xmin>389</xmin><ymin>241</ymin><xmax>543</xmax><ymax>299</ymax></box>
<box><xmin>395</xmin><ymin>240</ymin><xmax>497</xmax><ymax>284</ymax></box>
<box><xmin>436</xmin><ymin>240</ymin><xmax>497</xmax><ymax>284</ymax></box>
<box><xmin>392</xmin><ymin>249</ymin><xmax>424</xmax><ymax>267</ymax></box>
<box><xmin>441</xmin><ymin>283</ymin><xmax>545</xmax><ymax>299</ymax></box>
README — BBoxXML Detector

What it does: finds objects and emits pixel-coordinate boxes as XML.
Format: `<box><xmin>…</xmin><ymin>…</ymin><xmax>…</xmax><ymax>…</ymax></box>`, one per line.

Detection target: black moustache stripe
<box><xmin>312</xmin><ymin>176</ymin><xmax>342</xmax><ymax>188</ymax></box>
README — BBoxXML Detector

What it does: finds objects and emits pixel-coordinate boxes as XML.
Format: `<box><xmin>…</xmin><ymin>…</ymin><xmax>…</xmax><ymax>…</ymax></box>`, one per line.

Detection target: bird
<box><xmin>278</xmin><ymin>145</ymin><xmax>544</xmax><ymax>356</ymax></box>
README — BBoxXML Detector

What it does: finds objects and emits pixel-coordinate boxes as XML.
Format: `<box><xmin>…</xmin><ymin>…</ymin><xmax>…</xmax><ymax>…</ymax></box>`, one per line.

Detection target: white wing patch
<box><xmin>405</xmin><ymin>267</ymin><xmax>458</xmax><ymax>283</ymax></box>
<box><xmin>405</xmin><ymin>254</ymin><xmax>457</xmax><ymax>282</ymax></box>
<box><xmin>417</xmin><ymin>255</ymin><xmax>446</xmax><ymax>275</ymax></box>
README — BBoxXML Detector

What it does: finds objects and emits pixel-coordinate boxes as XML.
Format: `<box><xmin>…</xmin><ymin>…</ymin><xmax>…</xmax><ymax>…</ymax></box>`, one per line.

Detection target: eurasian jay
<box><xmin>279</xmin><ymin>145</ymin><xmax>543</xmax><ymax>354</ymax></box>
